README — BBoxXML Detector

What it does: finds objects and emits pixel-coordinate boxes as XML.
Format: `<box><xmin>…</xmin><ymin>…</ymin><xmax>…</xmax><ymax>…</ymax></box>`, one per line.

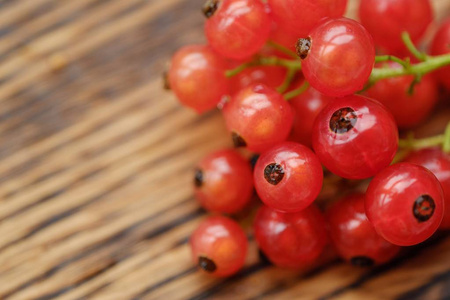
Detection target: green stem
<box><xmin>368</xmin><ymin>53</ymin><xmax>450</xmax><ymax>86</ymax></box>
<box><xmin>284</xmin><ymin>81</ymin><xmax>310</xmax><ymax>101</ymax></box>
<box><xmin>277</xmin><ymin>68</ymin><xmax>296</xmax><ymax>93</ymax></box>
<box><xmin>267</xmin><ymin>41</ymin><xmax>298</xmax><ymax>59</ymax></box>
<box><xmin>225</xmin><ymin>56</ymin><xmax>301</xmax><ymax>78</ymax></box>
<box><xmin>375</xmin><ymin>55</ymin><xmax>410</xmax><ymax>68</ymax></box>
<box><xmin>443</xmin><ymin>122</ymin><xmax>450</xmax><ymax>153</ymax></box>
<box><xmin>401</xmin><ymin>32</ymin><xmax>428</xmax><ymax>61</ymax></box>
<box><xmin>398</xmin><ymin>134</ymin><xmax>444</xmax><ymax>150</ymax></box>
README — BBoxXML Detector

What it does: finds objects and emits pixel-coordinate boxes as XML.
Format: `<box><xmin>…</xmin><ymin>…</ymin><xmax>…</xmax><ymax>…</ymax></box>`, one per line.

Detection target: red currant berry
<box><xmin>190</xmin><ymin>216</ymin><xmax>248</xmax><ymax>277</ymax></box>
<box><xmin>326</xmin><ymin>194</ymin><xmax>400</xmax><ymax>267</ymax></box>
<box><xmin>169</xmin><ymin>45</ymin><xmax>229</xmax><ymax>113</ymax></box>
<box><xmin>366</xmin><ymin>63</ymin><xmax>438</xmax><ymax>129</ymax></box>
<box><xmin>254</xmin><ymin>142</ymin><xmax>323</xmax><ymax>213</ymax></box>
<box><xmin>312</xmin><ymin>95</ymin><xmax>398</xmax><ymax>179</ymax></box>
<box><xmin>289</xmin><ymin>86</ymin><xmax>332</xmax><ymax>147</ymax></box>
<box><xmin>359</xmin><ymin>0</ymin><xmax>433</xmax><ymax>56</ymax></box>
<box><xmin>222</xmin><ymin>84</ymin><xmax>293</xmax><ymax>153</ymax></box>
<box><xmin>430</xmin><ymin>18</ymin><xmax>450</xmax><ymax>90</ymax></box>
<box><xmin>297</xmin><ymin>18</ymin><xmax>375</xmax><ymax>97</ymax></box>
<box><xmin>268</xmin><ymin>0</ymin><xmax>347</xmax><ymax>38</ymax></box>
<box><xmin>194</xmin><ymin>149</ymin><xmax>254</xmax><ymax>214</ymax></box>
<box><xmin>204</xmin><ymin>0</ymin><xmax>271</xmax><ymax>60</ymax></box>
<box><xmin>254</xmin><ymin>204</ymin><xmax>327</xmax><ymax>268</ymax></box>
<box><xmin>404</xmin><ymin>148</ymin><xmax>450</xmax><ymax>230</ymax></box>
<box><xmin>366</xmin><ymin>163</ymin><xmax>444</xmax><ymax>246</ymax></box>
<box><xmin>229</xmin><ymin>64</ymin><xmax>286</xmax><ymax>95</ymax></box>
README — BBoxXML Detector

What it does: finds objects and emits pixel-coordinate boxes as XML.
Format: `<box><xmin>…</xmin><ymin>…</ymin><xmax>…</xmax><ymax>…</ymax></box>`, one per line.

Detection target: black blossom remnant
<box><xmin>198</xmin><ymin>256</ymin><xmax>217</xmax><ymax>272</ymax></box>
<box><xmin>231</xmin><ymin>132</ymin><xmax>247</xmax><ymax>147</ymax></box>
<box><xmin>264</xmin><ymin>163</ymin><xmax>285</xmax><ymax>185</ymax></box>
<box><xmin>296</xmin><ymin>37</ymin><xmax>312</xmax><ymax>59</ymax></box>
<box><xmin>413</xmin><ymin>194</ymin><xmax>435</xmax><ymax>222</ymax></box>
<box><xmin>202</xmin><ymin>0</ymin><xmax>220</xmax><ymax>18</ymax></box>
<box><xmin>329</xmin><ymin>107</ymin><xmax>358</xmax><ymax>134</ymax></box>
<box><xmin>194</xmin><ymin>169</ymin><xmax>204</xmax><ymax>188</ymax></box>
<box><xmin>350</xmin><ymin>256</ymin><xmax>375</xmax><ymax>267</ymax></box>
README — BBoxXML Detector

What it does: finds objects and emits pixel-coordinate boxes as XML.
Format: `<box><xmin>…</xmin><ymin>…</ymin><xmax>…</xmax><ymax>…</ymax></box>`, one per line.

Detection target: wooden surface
<box><xmin>0</xmin><ymin>0</ymin><xmax>449</xmax><ymax>299</ymax></box>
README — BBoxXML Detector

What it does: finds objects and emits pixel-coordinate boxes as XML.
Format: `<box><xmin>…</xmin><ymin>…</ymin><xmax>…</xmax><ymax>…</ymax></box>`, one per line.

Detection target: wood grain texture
<box><xmin>0</xmin><ymin>0</ymin><xmax>449</xmax><ymax>299</ymax></box>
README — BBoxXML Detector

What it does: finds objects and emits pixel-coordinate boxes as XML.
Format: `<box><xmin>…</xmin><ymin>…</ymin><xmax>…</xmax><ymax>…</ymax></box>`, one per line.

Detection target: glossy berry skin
<box><xmin>301</xmin><ymin>18</ymin><xmax>375</xmax><ymax>97</ymax></box>
<box><xmin>254</xmin><ymin>205</ymin><xmax>327</xmax><ymax>268</ymax></box>
<box><xmin>190</xmin><ymin>216</ymin><xmax>248</xmax><ymax>277</ymax></box>
<box><xmin>222</xmin><ymin>84</ymin><xmax>293</xmax><ymax>153</ymax></box>
<box><xmin>359</xmin><ymin>0</ymin><xmax>433</xmax><ymax>56</ymax></box>
<box><xmin>326</xmin><ymin>194</ymin><xmax>400</xmax><ymax>267</ymax></box>
<box><xmin>169</xmin><ymin>45</ymin><xmax>229</xmax><ymax>113</ymax></box>
<box><xmin>366</xmin><ymin>63</ymin><xmax>438</xmax><ymax>129</ymax></box>
<box><xmin>404</xmin><ymin>148</ymin><xmax>450</xmax><ymax>229</ymax></box>
<box><xmin>289</xmin><ymin>86</ymin><xmax>332</xmax><ymax>147</ymax></box>
<box><xmin>194</xmin><ymin>149</ymin><xmax>253</xmax><ymax>214</ymax></box>
<box><xmin>254</xmin><ymin>142</ymin><xmax>323</xmax><ymax>213</ymax></box>
<box><xmin>312</xmin><ymin>95</ymin><xmax>398</xmax><ymax>180</ymax></box>
<box><xmin>268</xmin><ymin>0</ymin><xmax>347</xmax><ymax>38</ymax></box>
<box><xmin>366</xmin><ymin>163</ymin><xmax>444</xmax><ymax>246</ymax></box>
<box><xmin>204</xmin><ymin>0</ymin><xmax>271</xmax><ymax>60</ymax></box>
<box><xmin>430</xmin><ymin>18</ymin><xmax>450</xmax><ymax>90</ymax></box>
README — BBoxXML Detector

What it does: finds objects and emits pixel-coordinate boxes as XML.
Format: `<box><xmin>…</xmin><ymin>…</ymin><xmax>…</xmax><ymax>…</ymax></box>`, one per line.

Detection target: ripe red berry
<box><xmin>366</xmin><ymin>163</ymin><xmax>444</xmax><ymax>246</ymax></box>
<box><xmin>289</xmin><ymin>86</ymin><xmax>332</xmax><ymax>147</ymax></box>
<box><xmin>194</xmin><ymin>149</ymin><xmax>254</xmax><ymax>214</ymax></box>
<box><xmin>254</xmin><ymin>142</ymin><xmax>323</xmax><ymax>213</ymax></box>
<box><xmin>326</xmin><ymin>194</ymin><xmax>401</xmax><ymax>267</ymax></box>
<box><xmin>190</xmin><ymin>216</ymin><xmax>248</xmax><ymax>277</ymax></box>
<box><xmin>430</xmin><ymin>18</ymin><xmax>450</xmax><ymax>90</ymax></box>
<box><xmin>366</xmin><ymin>63</ymin><xmax>438</xmax><ymax>129</ymax></box>
<box><xmin>268</xmin><ymin>0</ymin><xmax>347</xmax><ymax>38</ymax></box>
<box><xmin>254</xmin><ymin>204</ymin><xmax>328</xmax><ymax>268</ymax></box>
<box><xmin>229</xmin><ymin>64</ymin><xmax>286</xmax><ymax>95</ymax></box>
<box><xmin>168</xmin><ymin>45</ymin><xmax>229</xmax><ymax>113</ymax></box>
<box><xmin>222</xmin><ymin>84</ymin><xmax>293</xmax><ymax>153</ymax></box>
<box><xmin>204</xmin><ymin>0</ymin><xmax>271</xmax><ymax>60</ymax></box>
<box><xmin>312</xmin><ymin>95</ymin><xmax>398</xmax><ymax>179</ymax></box>
<box><xmin>298</xmin><ymin>18</ymin><xmax>375</xmax><ymax>97</ymax></box>
<box><xmin>404</xmin><ymin>148</ymin><xmax>450</xmax><ymax>230</ymax></box>
<box><xmin>359</xmin><ymin>0</ymin><xmax>433</xmax><ymax>56</ymax></box>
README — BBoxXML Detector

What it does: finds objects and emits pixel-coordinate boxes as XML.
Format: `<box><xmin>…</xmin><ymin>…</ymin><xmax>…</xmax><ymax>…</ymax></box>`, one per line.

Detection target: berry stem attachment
<box><xmin>284</xmin><ymin>81</ymin><xmax>310</xmax><ymax>101</ymax></box>
<box><xmin>401</xmin><ymin>32</ymin><xmax>428</xmax><ymax>62</ymax></box>
<box><xmin>225</xmin><ymin>56</ymin><xmax>301</xmax><ymax>78</ymax></box>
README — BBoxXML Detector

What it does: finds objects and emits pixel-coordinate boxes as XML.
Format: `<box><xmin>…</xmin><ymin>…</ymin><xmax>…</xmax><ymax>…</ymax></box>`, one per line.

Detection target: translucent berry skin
<box><xmin>230</xmin><ymin>65</ymin><xmax>286</xmax><ymax>95</ymax></box>
<box><xmin>312</xmin><ymin>95</ymin><xmax>398</xmax><ymax>180</ymax></box>
<box><xmin>205</xmin><ymin>0</ymin><xmax>271</xmax><ymax>60</ymax></box>
<box><xmin>289</xmin><ymin>86</ymin><xmax>332</xmax><ymax>147</ymax></box>
<box><xmin>168</xmin><ymin>45</ymin><xmax>229</xmax><ymax>113</ymax></box>
<box><xmin>268</xmin><ymin>0</ymin><xmax>347</xmax><ymax>38</ymax></box>
<box><xmin>366</xmin><ymin>163</ymin><xmax>444</xmax><ymax>246</ymax></box>
<box><xmin>404</xmin><ymin>148</ymin><xmax>450</xmax><ymax>229</ymax></box>
<box><xmin>301</xmin><ymin>18</ymin><xmax>375</xmax><ymax>97</ymax></box>
<box><xmin>190</xmin><ymin>216</ymin><xmax>248</xmax><ymax>277</ymax></box>
<box><xmin>359</xmin><ymin>0</ymin><xmax>433</xmax><ymax>56</ymax></box>
<box><xmin>366</xmin><ymin>63</ymin><xmax>438</xmax><ymax>129</ymax></box>
<box><xmin>326</xmin><ymin>194</ymin><xmax>400</xmax><ymax>266</ymax></box>
<box><xmin>222</xmin><ymin>84</ymin><xmax>294</xmax><ymax>153</ymax></box>
<box><xmin>194</xmin><ymin>149</ymin><xmax>253</xmax><ymax>214</ymax></box>
<box><xmin>430</xmin><ymin>18</ymin><xmax>450</xmax><ymax>90</ymax></box>
<box><xmin>254</xmin><ymin>142</ymin><xmax>323</xmax><ymax>213</ymax></box>
<box><xmin>254</xmin><ymin>205</ymin><xmax>327</xmax><ymax>268</ymax></box>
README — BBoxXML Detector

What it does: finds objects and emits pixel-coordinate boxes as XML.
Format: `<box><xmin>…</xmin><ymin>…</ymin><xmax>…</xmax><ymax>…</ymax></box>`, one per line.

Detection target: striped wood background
<box><xmin>0</xmin><ymin>0</ymin><xmax>449</xmax><ymax>299</ymax></box>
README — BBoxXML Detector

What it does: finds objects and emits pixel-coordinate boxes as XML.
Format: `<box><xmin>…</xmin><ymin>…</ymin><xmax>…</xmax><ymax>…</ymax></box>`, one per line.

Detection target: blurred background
<box><xmin>0</xmin><ymin>0</ymin><xmax>448</xmax><ymax>299</ymax></box>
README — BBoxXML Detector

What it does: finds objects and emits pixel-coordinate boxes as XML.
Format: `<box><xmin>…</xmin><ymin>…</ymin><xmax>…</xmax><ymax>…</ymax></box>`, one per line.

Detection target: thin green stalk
<box><xmin>398</xmin><ymin>134</ymin><xmax>445</xmax><ymax>150</ymax></box>
<box><xmin>375</xmin><ymin>55</ymin><xmax>410</xmax><ymax>68</ymax></box>
<box><xmin>277</xmin><ymin>68</ymin><xmax>297</xmax><ymax>93</ymax></box>
<box><xmin>443</xmin><ymin>122</ymin><xmax>450</xmax><ymax>153</ymax></box>
<box><xmin>267</xmin><ymin>40</ymin><xmax>298</xmax><ymax>59</ymax></box>
<box><xmin>401</xmin><ymin>32</ymin><xmax>428</xmax><ymax>61</ymax></box>
<box><xmin>284</xmin><ymin>81</ymin><xmax>309</xmax><ymax>101</ymax></box>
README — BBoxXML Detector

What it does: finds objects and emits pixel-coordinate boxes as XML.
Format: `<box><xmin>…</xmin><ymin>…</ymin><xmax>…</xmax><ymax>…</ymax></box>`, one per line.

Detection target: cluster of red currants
<box><xmin>166</xmin><ymin>0</ymin><xmax>450</xmax><ymax>277</ymax></box>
